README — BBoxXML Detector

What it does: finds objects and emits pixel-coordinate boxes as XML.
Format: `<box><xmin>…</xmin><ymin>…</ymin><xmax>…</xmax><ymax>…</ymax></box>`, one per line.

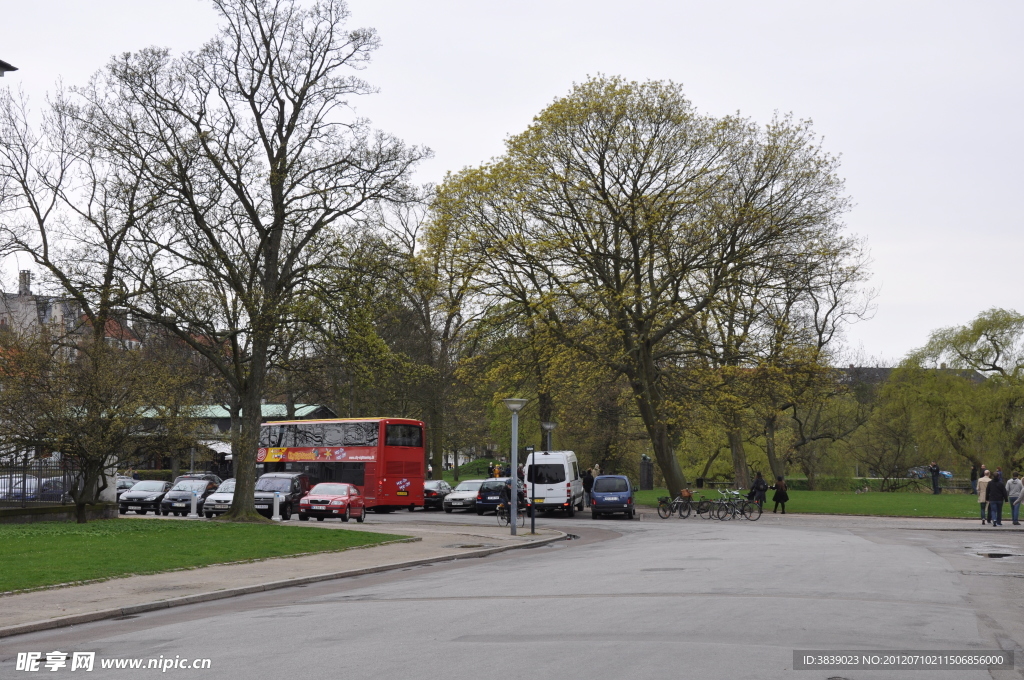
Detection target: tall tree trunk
<box><xmin>700</xmin><ymin>446</ymin><xmax>724</xmax><ymax>481</ymax></box>
<box><xmin>430</xmin><ymin>406</ymin><xmax>444</xmax><ymax>481</ymax></box>
<box><xmin>764</xmin><ymin>414</ymin><xmax>783</xmax><ymax>480</ymax></box>
<box><xmin>538</xmin><ymin>391</ymin><xmax>553</xmax><ymax>451</ymax></box>
<box><xmin>224</xmin><ymin>336</ymin><xmax>270</xmax><ymax>521</ymax></box>
<box><xmin>728</xmin><ymin>413</ymin><xmax>750</xmax><ymax>489</ymax></box>
<box><xmin>631</xmin><ymin>378</ymin><xmax>686</xmax><ymax>496</ymax></box>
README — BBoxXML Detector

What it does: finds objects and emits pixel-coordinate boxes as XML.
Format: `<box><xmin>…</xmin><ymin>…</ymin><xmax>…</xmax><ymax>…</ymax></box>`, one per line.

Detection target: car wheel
<box><xmin>205</xmin><ymin>512</ymin><xmax>213</xmax><ymax>519</ymax></box>
<box><xmin>299</xmin><ymin>514</ymin><xmax>309</xmax><ymax>521</ymax></box>
<box><xmin>316</xmin><ymin>516</ymin><xmax>324</xmax><ymax>521</ymax></box>
<box><xmin>476</xmin><ymin>509</ymin><xmax>484</xmax><ymax>515</ymax></box>
<box><xmin>342</xmin><ymin>506</ymin><xmax>351</xmax><ymax>522</ymax></box>
<box><xmin>281</xmin><ymin>504</ymin><xmax>291</xmax><ymax>521</ymax></box>
<box><xmin>137</xmin><ymin>509</ymin><xmax>147</xmax><ymax>515</ymax></box>
<box><xmin>591</xmin><ymin>512</ymin><xmax>599</xmax><ymax>520</ymax></box>
<box><xmin>444</xmin><ymin>507</ymin><xmax>453</xmax><ymax>513</ymax></box>
<box><xmin>356</xmin><ymin>507</ymin><xmax>365</xmax><ymax>523</ymax></box>
<box><xmin>566</xmin><ymin>504</ymin><xmax>575</xmax><ymax>518</ymax></box>
<box><xmin>408</xmin><ymin>504</ymin><xmax>415</xmax><ymax>512</ymax></box>
<box><xmin>118</xmin><ymin>507</ymin><xmax>125</xmax><ymax>515</ymax></box>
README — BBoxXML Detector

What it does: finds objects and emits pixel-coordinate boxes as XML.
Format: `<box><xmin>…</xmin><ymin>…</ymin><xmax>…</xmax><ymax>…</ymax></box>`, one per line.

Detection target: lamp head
<box><xmin>502</xmin><ymin>398</ymin><xmax>528</xmax><ymax>413</ymax></box>
<box><xmin>540</xmin><ymin>421</ymin><xmax>557</xmax><ymax>432</ymax></box>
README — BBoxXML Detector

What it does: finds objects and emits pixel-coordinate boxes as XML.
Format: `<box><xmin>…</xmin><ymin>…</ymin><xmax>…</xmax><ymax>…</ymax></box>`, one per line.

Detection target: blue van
<box><xmin>590</xmin><ymin>475</ymin><xmax>635</xmax><ymax>519</ymax></box>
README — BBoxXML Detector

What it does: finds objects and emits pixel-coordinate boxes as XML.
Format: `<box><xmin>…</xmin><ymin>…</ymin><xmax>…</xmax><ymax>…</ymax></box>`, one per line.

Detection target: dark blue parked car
<box><xmin>3</xmin><ymin>477</ymin><xmax>69</xmax><ymax>503</ymax></box>
<box><xmin>590</xmin><ymin>475</ymin><xmax>635</xmax><ymax>519</ymax></box>
<box><xmin>475</xmin><ymin>477</ymin><xmax>526</xmax><ymax>515</ymax></box>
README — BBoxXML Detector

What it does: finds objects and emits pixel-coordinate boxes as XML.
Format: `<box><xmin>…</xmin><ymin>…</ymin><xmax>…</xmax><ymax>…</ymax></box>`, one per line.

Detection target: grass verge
<box><xmin>0</xmin><ymin>519</ymin><xmax>404</xmax><ymax>593</ymax></box>
<box><xmin>635</xmin><ymin>488</ymin><xmax>988</xmax><ymax>519</ymax></box>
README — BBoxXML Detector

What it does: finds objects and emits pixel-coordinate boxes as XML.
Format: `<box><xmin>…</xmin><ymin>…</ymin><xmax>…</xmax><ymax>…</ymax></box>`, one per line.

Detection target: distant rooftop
<box><xmin>0</xmin><ymin>59</ymin><xmax>17</xmax><ymax>77</ymax></box>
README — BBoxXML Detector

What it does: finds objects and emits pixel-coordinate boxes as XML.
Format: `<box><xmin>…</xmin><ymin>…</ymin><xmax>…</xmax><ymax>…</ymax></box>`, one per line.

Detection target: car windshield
<box><xmin>216</xmin><ymin>479</ymin><xmax>235</xmax><ymax>493</ymax></box>
<box><xmin>480</xmin><ymin>480</ymin><xmax>508</xmax><ymax>493</ymax></box>
<box><xmin>527</xmin><ymin>464</ymin><xmax>566</xmax><ymax>484</ymax></box>
<box><xmin>424</xmin><ymin>481</ymin><xmax>444</xmax><ymax>490</ymax></box>
<box><xmin>131</xmin><ymin>481</ymin><xmax>166</xmax><ymax>492</ymax></box>
<box><xmin>171</xmin><ymin>480</ymin><xmax>208</xmax><ymax>492</ymax></box>
<box><xmin>454</xmin><ymin>481</ymin><xmax>482</xmax><ymax>492</ymax></box>
<box><xmin>311</xmin><ymin>483</ymin><xmax>348</xmax><ymax>495</ymax></box>
<box><xmin>255</xmin><ymin>477</ymin><xmax>291</xmax><ymax>493</ymax></box>
<box><xmin>593</xmin><ymin>478</ymin><xmax>628</xmax><ymax>493</ymax></box>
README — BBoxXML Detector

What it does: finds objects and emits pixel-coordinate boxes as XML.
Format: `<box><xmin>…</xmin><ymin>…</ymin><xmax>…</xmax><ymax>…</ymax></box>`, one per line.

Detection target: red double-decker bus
<box><xmin>257</xmin><ymin>418</ymin><xmax>425</xmax><ymax>512</ymax></box>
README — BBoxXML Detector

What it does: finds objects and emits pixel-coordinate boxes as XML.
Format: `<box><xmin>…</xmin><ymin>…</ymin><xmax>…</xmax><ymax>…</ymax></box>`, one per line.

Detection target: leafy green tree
<box><xmin>438</xmin><ymin>77</ymin><xmax>852</xmax><ymax>496</ymax></box>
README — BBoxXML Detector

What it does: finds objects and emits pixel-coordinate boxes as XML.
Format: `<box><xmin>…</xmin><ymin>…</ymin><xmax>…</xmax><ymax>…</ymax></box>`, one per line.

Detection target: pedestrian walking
<box><xmin>987</xmin><ymin>474</ymin><xmax>1007</xmax><ymax>526</ymax></box>
<box><xmin>995</xmin><ymin>467</ymin><xmax>1004</xmax><ymax>483</ymax></box>
<box><xmin>582</xmin><ymin>468</ymin><xmax>594</xmax><ymax>507</ymax></box>
<box><xmin>1006</xmin><ymin>472</ymin><xmax>1023</xmax><ymax>526</ymax></box>
<box><xmin>770</xmin><ymin>476</ymin><xmax>789</xmax><ymax>514</ymax></box>
<box><xmin>750</xmin><ymin>471</ymin><xmax>768</xmax><ymax>505</ymax></box>
<box><xmin>592</xmin><ymin>463</ymin><xmax>601</xmax><ymax>477</ymax></box>
<box><xmin>516</xmin><ymin>464</ymin><xmax>524</xmax><ymax>482</ymax></box>
<box><xmin>487</xmin><ymin>462</ymin><xmax>494</xmax><ymax>478</ymax></box>
<box><xmin>970</xmin><ymin>464</ymin><xmax>980</xmax><ymax>495</ymax></box>
<box><xmin>928</xmin><ymin>461</ymin><xmax>941</xmax><ymax>494</ymax></box>
<box><xmin>977</xmin><ymin>470</ymin><xmax>991</xmax><ymax>525</ymax></box>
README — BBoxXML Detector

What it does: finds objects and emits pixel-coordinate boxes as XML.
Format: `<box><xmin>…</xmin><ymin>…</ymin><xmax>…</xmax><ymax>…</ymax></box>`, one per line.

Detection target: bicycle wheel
<box><xmin>742</xmin><ymin>501</ymin><xmax>762</xmax><ymax>521</ymax></box>
<box><xmin>715</xmin><ymin>502</ymin><xmax>733</xmax><ymax>520</ymax></box>
<box><xmin>697</xmin><ymin>499</ymin><xmax>713</xmax><ymax>518</ymax></box>
<box><xmin>496</xmin><ymin>506</ymin><xmax>509</xmax><ymax>526</ymax></box>
<box><xmin>677</xmin><ymin>500</ymin><xmax>692</xmax><ymax>519</ymax></box>
<box><xmin>517</xmin><ymin>509</ymin><xmax>527</xmax><ymax>527</ymax></box>
<box><xmin>657</xmin><ymin>501</ymin><xmax>673</xmax><ymax>519</ymax></box>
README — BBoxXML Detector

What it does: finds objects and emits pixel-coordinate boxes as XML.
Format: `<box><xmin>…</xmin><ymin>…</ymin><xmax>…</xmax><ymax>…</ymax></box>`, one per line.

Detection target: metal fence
<box><xmin>0</xmin><ymin>457</ymin><xmax>74</xmax><ymax>508</ymax></box>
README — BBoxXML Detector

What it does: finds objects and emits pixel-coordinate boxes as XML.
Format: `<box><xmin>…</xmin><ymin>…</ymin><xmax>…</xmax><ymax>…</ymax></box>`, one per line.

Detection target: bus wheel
<box><xmin>341</xmin><ymin>506</ymin><xmax>350</xmax><ymax>522</ymax></box>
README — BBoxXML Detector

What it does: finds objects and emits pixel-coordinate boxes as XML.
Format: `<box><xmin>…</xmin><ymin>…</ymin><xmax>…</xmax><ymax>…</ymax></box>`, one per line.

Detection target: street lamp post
<box><xmin>502</xmin><ymin>398</ymin><xmax>528</xmax><ymax>536</ymax></box>
<box><xmin>537</xmin><ymin>421</ymin><xmax>557</xmax><ymax>535</ymax></box>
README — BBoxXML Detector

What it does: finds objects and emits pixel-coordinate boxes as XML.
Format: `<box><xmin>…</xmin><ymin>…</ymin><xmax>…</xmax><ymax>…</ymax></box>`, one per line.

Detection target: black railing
<box><xmin>0</xmin><ymin>457</ymin><xmax>74</xmax><ymax>508</ymax></box>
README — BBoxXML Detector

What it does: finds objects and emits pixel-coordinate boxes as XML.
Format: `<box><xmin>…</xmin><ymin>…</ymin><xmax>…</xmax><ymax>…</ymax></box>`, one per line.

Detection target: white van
<box><xmin>523</xmin><ymin>451</ymin><xmax>584</xmax><ymax>517</ymax></box>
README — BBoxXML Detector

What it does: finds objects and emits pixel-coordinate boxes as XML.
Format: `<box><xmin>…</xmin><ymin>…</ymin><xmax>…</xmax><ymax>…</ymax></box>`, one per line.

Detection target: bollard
<box><xmin>188</xmin><ymin>491</ymin><xmax>199</xmax><ymax>518</ymax></box>
<box><xmin>272</xmin><ymin>492</ymin><xmax>282</xmax><ymax>521</ymax></box>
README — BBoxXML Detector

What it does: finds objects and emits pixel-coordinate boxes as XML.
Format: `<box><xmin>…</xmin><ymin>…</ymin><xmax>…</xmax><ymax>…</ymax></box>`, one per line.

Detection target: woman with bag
<box><xmin>751</xmin><ymin>472</ymin><xmax>769</xmax><ymax>506</ymax></box>
<box><xmin>770</xmin><ymin>476</ymin><xmax>789</xmax><ymax>514</ymax></box>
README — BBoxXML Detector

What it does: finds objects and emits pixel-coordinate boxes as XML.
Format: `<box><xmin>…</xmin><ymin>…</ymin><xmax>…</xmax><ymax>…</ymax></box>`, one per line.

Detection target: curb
<box><xmin>0</xmin><ymin>530</ymin><xmax>566</xmax><ymax>639</ymax></box>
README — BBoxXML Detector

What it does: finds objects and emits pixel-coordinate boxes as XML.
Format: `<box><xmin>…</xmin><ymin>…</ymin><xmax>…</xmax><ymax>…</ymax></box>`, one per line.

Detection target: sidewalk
<box><xmin>0</xmin><ymin>521</ymin><xmax>563</xmax><ymax>638</ymax></box>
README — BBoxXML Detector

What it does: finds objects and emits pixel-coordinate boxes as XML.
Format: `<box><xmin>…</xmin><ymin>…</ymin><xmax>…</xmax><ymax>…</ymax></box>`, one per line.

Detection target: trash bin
<box><xmin>696</xmin><ymin>477</ymin><xmax>704</xmax><ymax>488</ymax></box>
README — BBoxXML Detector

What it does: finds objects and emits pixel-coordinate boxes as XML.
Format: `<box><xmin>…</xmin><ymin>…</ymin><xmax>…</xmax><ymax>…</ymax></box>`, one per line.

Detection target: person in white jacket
<box><xmin>1007</xmin><ymin>472</ymin><xmax>1023</xmax><ymax>526</ymax></box>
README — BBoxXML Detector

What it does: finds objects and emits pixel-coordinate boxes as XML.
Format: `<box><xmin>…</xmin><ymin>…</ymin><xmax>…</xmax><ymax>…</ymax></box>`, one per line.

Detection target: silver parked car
<box><xmin>203</xmin><ymin>478</ymin><xmax>235</xmax><ymax>518</ymax></box>
<box><xmin>442</xmin><ymin>479</ymin><xmax>485</xmax><ymax>513</ymax></box>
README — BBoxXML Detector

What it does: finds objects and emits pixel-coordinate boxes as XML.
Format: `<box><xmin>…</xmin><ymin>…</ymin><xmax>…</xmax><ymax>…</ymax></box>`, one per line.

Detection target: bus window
<box><xmin>294</xmin><ymin>423</ymin><xmax>324</xmax><ymax>447</ymax></box>
<box><xmin>260</xmin><ymin>424</ymin><xmax>294</xmax><ymax>448</ymax></box>
<box><xmin>322</xmin><ymin>422</ymin><xmax>379</xmax><ymax>447</ymax></box>
<box><xmin>385</xmin><ymin>424</ymin><xmax>423</xmax><ymax>447</ymax></box>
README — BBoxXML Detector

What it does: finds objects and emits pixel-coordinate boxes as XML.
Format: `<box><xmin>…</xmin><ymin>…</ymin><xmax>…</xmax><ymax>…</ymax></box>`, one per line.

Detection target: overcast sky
<box><xmin>2</xmin><ymin>0</ymin><xmax>1022</xmax><ymax>362</ymax></box>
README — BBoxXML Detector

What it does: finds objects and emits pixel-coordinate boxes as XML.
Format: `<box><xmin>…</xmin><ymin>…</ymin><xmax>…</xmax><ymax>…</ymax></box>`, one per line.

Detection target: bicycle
<box><xmin>496</xmin><ymin>501</ymin><xmax>526</xmax><ymax>528</ymax></box>
<box><xmin>712</xmin><ymin>489</ymin><xmax>762</xmax><ymax>521</ymax></box>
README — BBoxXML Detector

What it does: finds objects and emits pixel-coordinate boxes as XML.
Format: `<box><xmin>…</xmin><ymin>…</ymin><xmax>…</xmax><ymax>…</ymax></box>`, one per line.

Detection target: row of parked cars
<box><xmin>118</xmin><ymin>471</ymin><xmax>367</xmax><ymax>523</ymax></box>
<box><xmin>433</xmin><ymin>475</ymin><xmax>637</xmax><ymax>519</ymax></box>
<box><xmin>0</xmin><ymin>476</ymin><xmax>70</xmax><ymax>503</ymax></box>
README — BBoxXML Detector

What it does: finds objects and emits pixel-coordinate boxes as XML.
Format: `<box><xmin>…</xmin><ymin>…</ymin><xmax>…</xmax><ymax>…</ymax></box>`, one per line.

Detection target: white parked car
<box><xmin>203</xmin><ymin>478</ymin><xmax>235</xmax><ymax>518</ymax></box>
<box><xmin>442</xmin><ymin>479</ymin><xmax>485</xmax><ymax>513</ymax></box>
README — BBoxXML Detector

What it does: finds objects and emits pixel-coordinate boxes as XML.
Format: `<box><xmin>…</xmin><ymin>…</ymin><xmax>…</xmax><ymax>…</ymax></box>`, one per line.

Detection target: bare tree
<box><xmin>68</xmin><ymin>0</ymin><xmax>425</xmax><ymax>519</ymax></box>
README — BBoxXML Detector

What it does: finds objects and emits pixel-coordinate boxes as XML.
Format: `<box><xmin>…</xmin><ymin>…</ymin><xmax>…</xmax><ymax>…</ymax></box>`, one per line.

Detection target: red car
<box><xmin>298</xmin><ymin>483</ymin><xmax>367</xmax><ymax>523</ymax></box>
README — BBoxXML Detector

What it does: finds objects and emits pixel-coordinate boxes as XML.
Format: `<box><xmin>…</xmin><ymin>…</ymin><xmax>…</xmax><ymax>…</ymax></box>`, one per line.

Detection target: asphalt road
<box><xmin>3</xmin><ymin>509</ymin><xmax>1023</xmax><ymax>680</ymax></box>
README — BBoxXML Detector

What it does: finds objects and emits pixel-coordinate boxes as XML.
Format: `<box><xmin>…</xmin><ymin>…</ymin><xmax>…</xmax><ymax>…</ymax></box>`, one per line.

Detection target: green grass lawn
<box><xmin>635</xmin><ymin>488</ymin><xmax>986</xmax><ymax>519</ymax></box>
<box><xmin>0</xmin><ymin>519</ymin><xmax>404</xmax><ymax>593</ymax></box>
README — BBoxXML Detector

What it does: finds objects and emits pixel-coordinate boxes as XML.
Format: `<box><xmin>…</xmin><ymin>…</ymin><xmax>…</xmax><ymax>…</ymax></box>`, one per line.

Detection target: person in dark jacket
<box><xmin>770</xmin><ymin>477</ymin><xmax>789</xmax><ymax>514</ymax></box>
<box><xmin>928</xmin><ymin>462</ymin><xmax>941</xmax><ymax>494</ymax></box>
<box><xmin>987</xmin><ymin>476</ymin><xmax>1008</xmax><ymax>526</ymax></box>
<box><xmin>582</xmin><ymin>469</ymin><xmax>595</xmax><ymax>506</ymax></box>
<box><xmin>970</xmin><ymin>464</ymin><xmax>980</xmax><ymax>495</ymax></box>
<box><xmin>750</xmin><ymin>472</ymin><xmax>769</xmax><ymax>505</ymax></box>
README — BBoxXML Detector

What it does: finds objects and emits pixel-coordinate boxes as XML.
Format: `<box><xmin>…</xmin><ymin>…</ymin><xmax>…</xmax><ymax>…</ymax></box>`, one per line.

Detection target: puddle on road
<box><xmin>979</xmin><ymin>553</ymin><xmax>1018</xmax><ymax>558</ymax></box>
